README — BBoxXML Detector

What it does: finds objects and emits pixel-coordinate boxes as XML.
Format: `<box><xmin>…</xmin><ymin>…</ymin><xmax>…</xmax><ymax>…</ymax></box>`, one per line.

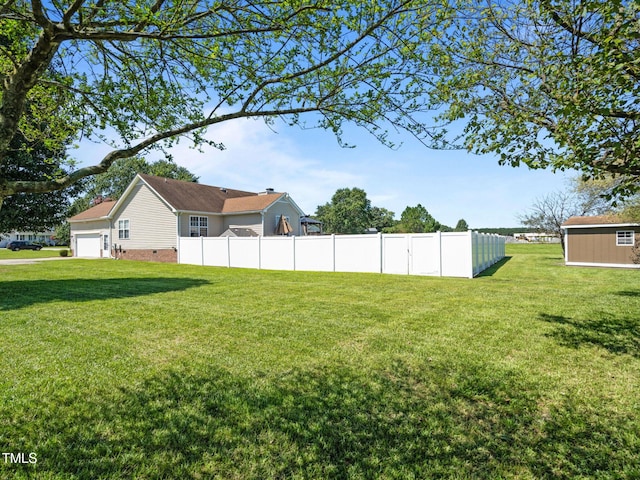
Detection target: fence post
<box><xmin>292</xmin><ymin>236</ymin><xmax>296</xmax><ymax>271</ymax></box>
<box><xmin>406</xmin><ymin>234</ymin><xmax>411</xmax><ymax>275</ymax></box>
<box><xmin>258</xmin><ymin>236</ymin><xmax>262</xmax><ymax>270</ymax></box>
<box><xmin>470</xmin><ymin>230</ymin><xmax>476</xmax><ymax>278</ymax></box>
<box><xmin>494</xmin><ymin>235</ymin><xmax>498</xmax><ymax>263</ymax></box>
<box><xmin>378</xmin><ymin>232</ymin><xmax>383</xmax><ymax>274</ymax></box>
<box><xmin>226</xmin><ymin>235</ymin><xmax>231</xmax><ymax>268</ymax></box>
<box><xmin>435</xmin><ymin>231</ymin><xmax>442</xmax><ymax>277</ymax></box>
<box><xmin>200</xmin><ymin>236</ymin><xmax>204</xmax><ymax>266</ymax></box>
<box><xmin>332</xmin><ymin>234</ymin><xmax>336</xmax><ymax>272</ymax></box>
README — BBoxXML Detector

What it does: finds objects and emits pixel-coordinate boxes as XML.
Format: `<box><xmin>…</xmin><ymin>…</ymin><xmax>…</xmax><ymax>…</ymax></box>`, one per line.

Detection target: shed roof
<box><xmin>562</xmin><ymin>215</ymin><xmax>640</xmax><ymax>228</ymax></box>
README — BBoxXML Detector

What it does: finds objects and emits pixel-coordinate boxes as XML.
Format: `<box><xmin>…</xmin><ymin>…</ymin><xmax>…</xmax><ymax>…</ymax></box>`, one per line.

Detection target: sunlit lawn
<box><xmin>1</xmin><ymin>244</ymin><xmax>639</xmax><ymax>479</ymax></box>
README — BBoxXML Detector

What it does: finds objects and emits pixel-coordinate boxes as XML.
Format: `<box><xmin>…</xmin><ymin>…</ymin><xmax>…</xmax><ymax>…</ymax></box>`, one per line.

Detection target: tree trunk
<box><xmin>0</xmin><ymin>30</ymin><xmax>60</xmax><ymax>160</ymax></box>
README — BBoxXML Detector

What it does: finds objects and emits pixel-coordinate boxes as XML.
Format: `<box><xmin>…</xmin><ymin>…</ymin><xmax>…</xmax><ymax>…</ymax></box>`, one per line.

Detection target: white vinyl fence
<box><xmin>179</xmin><ymin>231</ymin><xmax>505</xmax><ymax>278</ymax></box>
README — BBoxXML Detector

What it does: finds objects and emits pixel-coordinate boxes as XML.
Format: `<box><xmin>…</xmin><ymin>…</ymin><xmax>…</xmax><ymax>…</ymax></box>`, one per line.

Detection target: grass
<box><xmin>1</xmin><ymin>243</ymin><xmax>639</xmax><ymax>479</ymax></box>
<box><xmin>0</xmin><ymin>247</ymin><xmax>68</xmax><ymax>259</ymax></box>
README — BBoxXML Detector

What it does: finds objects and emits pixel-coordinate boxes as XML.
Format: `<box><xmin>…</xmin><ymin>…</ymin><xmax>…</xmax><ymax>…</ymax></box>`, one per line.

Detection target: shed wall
<box><xmin>566</xmin><ymin>227</ymin><xmax>640</xmax><ymax>265</ymax></box>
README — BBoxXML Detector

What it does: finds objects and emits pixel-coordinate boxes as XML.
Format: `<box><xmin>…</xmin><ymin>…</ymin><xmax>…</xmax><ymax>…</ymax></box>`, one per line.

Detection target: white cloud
<box><xmin>75</xmin><ymin>115</ymin><xmax>575</xmax><ymax>227</ymax></box>
<box><xmin>141</xmin><ymin>117</ymin><xmax>366</xmax><ymax>213</ymax></box>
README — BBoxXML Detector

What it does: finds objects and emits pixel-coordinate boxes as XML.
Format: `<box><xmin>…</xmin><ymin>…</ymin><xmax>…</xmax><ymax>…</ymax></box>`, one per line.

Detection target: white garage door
<box><xmin>76</xmin><ymin>234</ymin><xmax>101</xmax><ymax>258</ymax></box>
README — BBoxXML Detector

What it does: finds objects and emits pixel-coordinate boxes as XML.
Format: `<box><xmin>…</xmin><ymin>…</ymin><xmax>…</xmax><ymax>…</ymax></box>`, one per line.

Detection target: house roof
<box><xmin>139</xmin><ymin>173</ymin><xmax>263</xmax><ymax>212</ymax></box>
<box><xmin>68</xmin><ymin>200</ymin><xmax>116</xmax><ymax>222</ymax></box>
<box><xmin>562</xmin><ymin>215</ymin><xmax>640</xmax><ymax>228</ymax></box>
<box><xmin>221</xmin><ymin>193</ymin><xmax>284</xmax><ymax>213</ymax></box>
<box><xmin>69</xmin><ymin>174</ymin><xmax>292</xmax><ymax>221</ymax></box>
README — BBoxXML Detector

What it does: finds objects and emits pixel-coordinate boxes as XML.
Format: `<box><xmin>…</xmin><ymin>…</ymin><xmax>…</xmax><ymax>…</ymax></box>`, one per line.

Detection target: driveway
<box><xmin>0</xmin><ymin>257</ymin><xmax>79</xmax><ymax>265</ymax></box>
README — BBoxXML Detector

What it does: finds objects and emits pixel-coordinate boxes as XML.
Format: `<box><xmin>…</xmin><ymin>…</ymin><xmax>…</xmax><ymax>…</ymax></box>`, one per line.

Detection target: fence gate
<box><xmin>179</xmin><ymin>232</ymin><xmax>505</xmax><ymax>278</ymax></box>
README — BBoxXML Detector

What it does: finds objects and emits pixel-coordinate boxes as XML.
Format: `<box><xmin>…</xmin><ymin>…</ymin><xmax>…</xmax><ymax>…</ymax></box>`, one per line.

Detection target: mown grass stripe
<box><xmin>0</xmin><ymin>244</ymin><xmax>639</xmax><ymax>478</ymax></box>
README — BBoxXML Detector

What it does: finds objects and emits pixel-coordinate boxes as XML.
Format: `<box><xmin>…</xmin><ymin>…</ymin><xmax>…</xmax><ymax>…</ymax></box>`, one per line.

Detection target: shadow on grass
<box><xmin>475</xmin><ymin>256</ymin><xmax>512</xmax><ymax>277</ymax></box>
<box><xmin>540</xmin><ymin>313</ymin><xmax>640</xmax><ymax>358</ymax></box>
<box><xmin>618</xmin><ymin>290</ymin><xmax>640</xmax><ymax>298</ymax></box>
<box><xmin>0</xmin><ymin>277</ymin><xmax>209</xmax><ymax>311</ymax></box>
<box><xmin>9</xmin><ymin>361</ymin><xmax>639</xmax><ymax>479</ymax></box>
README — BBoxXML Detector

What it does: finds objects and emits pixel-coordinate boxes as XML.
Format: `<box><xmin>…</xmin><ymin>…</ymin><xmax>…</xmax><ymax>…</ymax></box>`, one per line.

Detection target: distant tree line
<box><xmin>314</xmin><ymin>187</ymin><xmax>469</xmax><ymax>235</ymax></box>
<box><xmin>475</xmin><ymin>228</ymin><xmax>539</xmax><ymax>236</ymax></box>
<box><xmin>313</xmin><ymin>178</ymin><xmax>640</xmax><ymax>240</ymax></box>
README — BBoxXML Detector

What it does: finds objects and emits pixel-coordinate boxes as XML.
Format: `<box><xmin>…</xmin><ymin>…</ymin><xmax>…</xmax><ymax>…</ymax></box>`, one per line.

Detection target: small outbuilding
<box><xmin>562</xmin><ymin>215</ymin><xmax>640</xmax><ymax>268</ymax></box>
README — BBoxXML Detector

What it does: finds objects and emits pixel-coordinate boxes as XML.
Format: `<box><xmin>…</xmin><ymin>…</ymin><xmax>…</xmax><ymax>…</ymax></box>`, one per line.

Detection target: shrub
<box><xmin>59</xmin><ymin>249</ymin><xmax>69</xmax><ymax>257</ymax></box>
<box><xmin>632</xmin><ymin>238</ymin><xmax>640</xmax><ymax>264</ymax></box>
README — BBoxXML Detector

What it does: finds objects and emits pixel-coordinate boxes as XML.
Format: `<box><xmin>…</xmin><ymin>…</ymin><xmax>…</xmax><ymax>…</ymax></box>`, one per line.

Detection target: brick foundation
<box><xmin>113</xmin><ymin>248</ymin><xmax>177</xmax><ymax>263</ymax></box>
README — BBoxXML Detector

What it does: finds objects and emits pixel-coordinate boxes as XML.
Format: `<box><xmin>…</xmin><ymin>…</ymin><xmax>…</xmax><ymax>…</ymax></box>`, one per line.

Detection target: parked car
<box><xmin>6</xmin><ymin>241</ymin><xmax>42</xmax><ymax>251</ymax></box>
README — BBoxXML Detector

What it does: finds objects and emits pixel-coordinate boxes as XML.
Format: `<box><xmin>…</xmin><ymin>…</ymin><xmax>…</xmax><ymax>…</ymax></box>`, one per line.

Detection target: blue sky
<box><xmin>78</xmin><ymin>117</ymin><xmax>573</xmax><ymax>228</ymax></box>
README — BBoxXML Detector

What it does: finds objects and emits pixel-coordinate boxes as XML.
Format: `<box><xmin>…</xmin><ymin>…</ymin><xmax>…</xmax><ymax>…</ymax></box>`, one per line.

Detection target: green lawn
<box><xmin>1</xmin><ymin>244</ymin><xmax>639</xmax><ymax>479</ymax></box>
<box><xmin>0</xmin><ymin>247</ymin><xmax>68</xmax><ymax>259</ymax></box>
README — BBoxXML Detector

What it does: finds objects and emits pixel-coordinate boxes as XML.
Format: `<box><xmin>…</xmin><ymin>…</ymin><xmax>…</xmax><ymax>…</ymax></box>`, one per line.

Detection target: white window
<box><xmin>103</xmin><ymin>234</ymin><xmax>109</xmax><ymax>250</ymax></box>
<box><xmin>189</xmin><ymin>216</ymin><xmax>208</xmax><ymax>237</ymax></box>
<box><xmin>118</xmin><ymin>219</ymin><xmax>130</xmax><ymax>239</ymax></box>
<box><xmin>616</xmin><ymin>231</ymin><xmax>634</xmax><ymax>246</ymax></box>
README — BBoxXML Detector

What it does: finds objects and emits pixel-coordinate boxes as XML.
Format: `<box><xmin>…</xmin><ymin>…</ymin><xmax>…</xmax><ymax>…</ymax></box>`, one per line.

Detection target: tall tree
<box><xmin>315</xmin><ymin>188</ymin><xmax>373</xmax><ymax>234</ymax></box>
<box><xmin>86</xmin><ymin>157</ymin><xmax>198</xmax><ymax>201</ymax></box>
<box><xmin>454</xmin><ymin>219</ymin><xmax>469</xmax><ymax>232</ymax></box>
<box><xmin>618</xmin><ymin>199</ymin><xmax>640</xmax><ymax>222</ymax></box>
<box><xmin>396</xmin><ymin>204</ymin><xmax>440</xmax><ymax>233</ymax></box>
<box><xmin>0</xmin><ymin>1</ymin><xmax>448</xmax><ymax>209</ymax></box>
<box><xmin>519</xmin><ymin>192</ymin><xmax>579</xmax><ymax>254</ymax></box>
<box><xmin>370</xmin><ymin>206</ymin><xmax>396</xmax><ymax>232</ymax></box>
<box><xmin>429</xmin><ymin>0</ymin><xmax>640</xmax><ymax>197</ymax></box>
<box><xmin>519</xmin><ymin>177</ymin><xmax>618</xmax><ymax>253</ymax></box>
<box><xmin>0</xmin><ymin>132</ymin><xmax>81</xmax><ymax>234</ymax></box>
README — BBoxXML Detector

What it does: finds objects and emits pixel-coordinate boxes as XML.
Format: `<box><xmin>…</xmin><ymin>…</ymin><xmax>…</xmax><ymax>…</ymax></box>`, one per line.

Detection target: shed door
<box><xmin>76</xmin><ymin>234</ymin><xmax>101</xmax><ymax>258</ymax></box>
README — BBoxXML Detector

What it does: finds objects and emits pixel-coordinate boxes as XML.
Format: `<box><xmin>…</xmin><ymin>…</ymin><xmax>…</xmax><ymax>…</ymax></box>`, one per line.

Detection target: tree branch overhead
<box><xmin>0</xmin><ymin>0</ymin><xmax>446</xmax><ymax>202</ymax></box>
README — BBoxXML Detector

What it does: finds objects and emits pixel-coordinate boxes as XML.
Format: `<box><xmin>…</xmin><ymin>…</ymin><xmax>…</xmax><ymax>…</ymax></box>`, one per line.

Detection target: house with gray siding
<box><xmin>68</xmin><ymin>173</ymin><xmax>305</xmax><ymax>261</ymax></box>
